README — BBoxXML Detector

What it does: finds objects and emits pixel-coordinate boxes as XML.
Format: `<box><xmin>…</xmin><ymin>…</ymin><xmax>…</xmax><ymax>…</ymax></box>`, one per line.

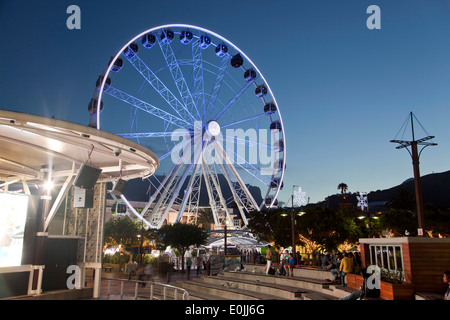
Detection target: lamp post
<box><xmin>390</xmin><ymin>112</ymin><xmax>437</xmax><ymax>236</ymax></box>
<box><xmin>282</xmin><ymin>185</ymin><xmax>307</xmax><ymax>253</ymax></box>
<box><xmin>357</xmin><ymin>192</ymin><xmax>372</xmax><ymax>237</ymax></box>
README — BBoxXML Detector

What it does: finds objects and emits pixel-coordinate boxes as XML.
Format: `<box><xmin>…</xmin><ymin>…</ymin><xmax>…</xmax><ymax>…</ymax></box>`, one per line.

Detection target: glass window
<box><xmin>388</xmin><ymin>246</ymin><xmax>395</xmax><ymax>270</ymax></box>
<box><xmin>395</xmin><ymin>247</ymin><xmax>403</xmax><ymax>271</ymax></box>
<box><xmin>376</xmin><ymin>246</ymin><xmax>382</xmax><ymax>268</ymax></box>
<box><xmin>368</xmin><ymin>244</ymin><xmax>404</xmax><ymax>281</ymax></box>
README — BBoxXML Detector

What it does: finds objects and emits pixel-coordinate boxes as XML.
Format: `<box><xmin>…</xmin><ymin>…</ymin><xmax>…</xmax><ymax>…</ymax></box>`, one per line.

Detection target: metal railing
<box><xmin>103</xmin><ymin>278</ymin><xmax>189</xmax><ymax>300</ymax></box>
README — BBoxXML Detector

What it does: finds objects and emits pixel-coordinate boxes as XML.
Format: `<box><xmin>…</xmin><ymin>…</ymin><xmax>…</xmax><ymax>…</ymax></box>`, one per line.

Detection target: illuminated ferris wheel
<box><xmin>90</xmin><ymin>24</ymin><xmax>286</xmax><ymax>230</ymax></box>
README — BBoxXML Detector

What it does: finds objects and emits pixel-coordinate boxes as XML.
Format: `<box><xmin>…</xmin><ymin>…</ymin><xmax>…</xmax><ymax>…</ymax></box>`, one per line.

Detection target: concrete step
<box><xmin>216</xmin><ymin>272</ymin><xmax>340</xmax><ymax>300</ymax></box>
<box><xmin>175</xmin><ymin>278</ymin><xmax>282</xmax><ymax>300</ymax></box>
<box><xmin>239</xmin><ymin>266</ymin><xmax>359</xmax><ymax>299</ymax></box>
<box><xmin>221</xmin><ymin>271</ymin><xmax>332</xmax><ymax>295</ymax></box>
<box><xmin>203</xmin><ymin>275</ymin><xmax>304</xmax><ymax>300</ymax></box>
<box><xmin>244</xmin><ymin>264</ymin><xmax>332</xmax><ymax>281</ymax></box>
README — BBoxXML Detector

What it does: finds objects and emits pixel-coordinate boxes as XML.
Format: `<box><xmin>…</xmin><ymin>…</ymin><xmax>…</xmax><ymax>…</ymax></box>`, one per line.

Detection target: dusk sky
<box><xmin>1</xmin><ymin>0</ymin><xmax>450</xmax><ymax>204</ymax></box>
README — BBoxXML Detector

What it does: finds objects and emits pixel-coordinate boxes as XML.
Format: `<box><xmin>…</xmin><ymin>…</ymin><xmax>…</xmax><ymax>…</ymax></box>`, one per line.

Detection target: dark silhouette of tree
<box><xmin>337</xmin><ymin>183</ymin><xmax>348</xmax><ymax>194</ymax></box>
<box><xmin>389</xmin><ymin>187</ymin><xmax>415</xmax><ymax>210</ymax></box>
<box><xmin>379</xmin><ymin>209</ymin><xmax>417</xmax><ymax>236</ymax></box>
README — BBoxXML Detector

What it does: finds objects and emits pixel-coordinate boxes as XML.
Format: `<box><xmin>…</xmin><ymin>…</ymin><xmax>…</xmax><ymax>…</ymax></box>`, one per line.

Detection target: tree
<box><xmin>156</xmin><ymin>223</ymin><xmax>208</xmax><ymax>271</ymax></box>
<box><xmin>196</xmin><ymin>208</ymin><xmax>215</xmax><ymax>230</ymax></box>
<box><xmin>295</xmin><ymin>206</ymin><xmax>353</xmax><ymax>252</ymax></box>
<box><xmin>337</xmin><ymin>183</ymin><xmax>348</xmax><ymax>194</ymax></box>
<box><xmin>104</xmin><ymin>218</ymin><xmax>141</xmax><ymax>250</ymax></box>
<box><xmin>103</xmin><ymin>218</ymin><xmax>142</xmax><ymax>268</ymax></box>
<box><xmin>379</xmin><ymin>208</ymin><xmax>417</xmax><ymax>237</ymax></box>
<box><xmin>246</xmin><ymin>208</ymin><xmax>291</xmax><ymax>246</ymax></box>
<box><xmin>388</xmin><ymin>187</ymin><xmax>415</xmax><ymax>211</ymax></box>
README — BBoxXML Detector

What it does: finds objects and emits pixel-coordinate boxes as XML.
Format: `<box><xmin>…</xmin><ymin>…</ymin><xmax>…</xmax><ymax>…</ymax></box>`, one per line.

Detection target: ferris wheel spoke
<box><xmin>222</xmin><ymin>133</ymin><xmax>275</xmax><ymax>152</ymax></box>
<box><xmin>175</xmin><ymin>138</ymin><xmax>207</xmax><ymax>222</ymax></box>
<box><xmin>158</xmin><ymin>34</ymin><xmax>202</xmax><ymax>120</ymax></box>
<box><xmin>141</xmin><ymin>135</ymin><xmax>194</xmax><ymax>215</ymax></box>
<box><xmin>204</xmin><ymin>55</ymin><xmax>230</xmax><ymax>122</ymax></box>
<box><xmin>192</xmin><ymin>39</ymin><xmax>206</xmax><ymax>120</ymax></box>
<box><xmin>117</xmin><ymin>131</ymin><xmax>187</xmax><ymax>139</ymax></box>
<box><xmin>212</xmin><ymin>80</ymin><xmax>254</xmax><ymax>121</ymax></box>
<box><xmin>213</xmin><ymin>140</ymin><xmax>259</xmax><ymax>210</ymax></box>
<box><xmin>221</xmin><ymin>113</ymin><xmax>266</xmax><ymax>129</ymax></box>
<box><xmin>146</xmin><ymin>135</ymin><xmax>202</xmax><ymax>228</ymax></box>
<box><xmin>104</xmin><ymin>85</ymin><xmax>189</xmax><ymax>129</ymax></box>
<box><xmin>217</xmin><ymin>161</ymin><xmax>249</xmax><ymax>228</ymax></box>
<box><xmin>202</xmin><ymin>154</ymin><xmax>233</xmax><ymax>227</ymax></box>
<box><xmin>176</xmin><ymin>162</ymin><xmax>202</xmax><ymax>222</ymax></box>
<box><xmin>124</xmin><ymin>53</ymin><xmax>197</xmax><ymax>123</ymax></box>
<box><xmin>222</xmin><ymin>142</ymin><xmax>273</xmax><ymax>186</ymax></box>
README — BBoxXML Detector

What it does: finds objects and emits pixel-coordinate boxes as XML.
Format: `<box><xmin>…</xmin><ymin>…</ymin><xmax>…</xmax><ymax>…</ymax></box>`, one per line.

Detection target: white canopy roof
<box><xmin>0</xmin><ymin>110</ymin><xmax>159</xmax><ymax>185</ymax></box>
<box><xmin>208</xmin><ymin>236</ymin><xmax>267</xmax><ymax>248</ymax></box>
<box><xmin>0</xmin><ymin>109</ymin><xmax>160</xmax><ymax>231</ymax></box>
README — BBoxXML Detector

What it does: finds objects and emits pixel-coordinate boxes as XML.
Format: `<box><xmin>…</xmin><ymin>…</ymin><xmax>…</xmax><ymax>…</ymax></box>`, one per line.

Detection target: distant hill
<box><xmin>121</xmin><ymin>174</ymin><xmax>263</xmax><ymax>206</ymax></box>
<box><xmin>317</xmin><ymin>170</ymin><xmax>450</xmax><ymax>211</ymax></box>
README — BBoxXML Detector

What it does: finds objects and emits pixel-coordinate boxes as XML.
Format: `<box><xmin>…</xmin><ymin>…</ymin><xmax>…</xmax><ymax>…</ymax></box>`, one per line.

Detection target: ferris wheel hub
<box><xmin>205</xmin><ymin>120</ymin><xmax>221</xmax><ymax>137</ymax></box>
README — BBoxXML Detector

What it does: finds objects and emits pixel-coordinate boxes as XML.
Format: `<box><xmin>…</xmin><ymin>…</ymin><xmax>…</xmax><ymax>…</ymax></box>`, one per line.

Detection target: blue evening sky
<box><xmin>1</xmin><ymin>0</ymin><xmax>449</xmax><ymax>204</ymax></box>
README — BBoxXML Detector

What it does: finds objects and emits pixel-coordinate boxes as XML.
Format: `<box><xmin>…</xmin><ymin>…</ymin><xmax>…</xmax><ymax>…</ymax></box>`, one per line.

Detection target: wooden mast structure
<box><xmin>390</xmin><ymin>112</ymin><xmax>437</xmax><ymax>236</ymax></box>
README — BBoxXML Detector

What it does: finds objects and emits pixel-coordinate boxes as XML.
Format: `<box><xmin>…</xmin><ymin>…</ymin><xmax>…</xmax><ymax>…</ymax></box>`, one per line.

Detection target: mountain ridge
<box><xmin>321</xmin><ymin>170</ymin><xmax>450</xmax><ymax>210</ymax></box>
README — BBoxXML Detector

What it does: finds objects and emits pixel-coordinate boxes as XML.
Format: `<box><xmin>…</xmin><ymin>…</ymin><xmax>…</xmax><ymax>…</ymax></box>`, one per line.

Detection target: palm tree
<box><xmin>196</xmin><ymin>208</ymin><xmax>215</xmax><ymax>230</ymax></box>
<box><xmin>337</xmin><ymin>183</ymin><xmax>348</xmax><ymax>194</ymax></box>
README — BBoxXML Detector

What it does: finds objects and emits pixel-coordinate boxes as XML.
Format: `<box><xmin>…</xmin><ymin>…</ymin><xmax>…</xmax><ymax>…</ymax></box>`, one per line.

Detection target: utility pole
<box><xmin>390</xmin><ymin>112</ymin><xmax>437</xmax><ymax>236</ymax></box>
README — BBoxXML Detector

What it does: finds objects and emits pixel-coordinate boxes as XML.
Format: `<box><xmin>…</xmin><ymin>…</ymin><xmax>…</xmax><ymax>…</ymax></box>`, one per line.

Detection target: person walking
<box><xmin>264</xmin><ymin>245</ymin><xmax>273</xmax><ymax>275</ymax></box>
<box><xmin>279</xmin><ymin>249</ymin><xmax>288</xmax><ymax>276</ymax></box>
<box><xmin>186</xmin><ymin>257</ymin><xmax>192</xmax><ymax>280</ymax></box>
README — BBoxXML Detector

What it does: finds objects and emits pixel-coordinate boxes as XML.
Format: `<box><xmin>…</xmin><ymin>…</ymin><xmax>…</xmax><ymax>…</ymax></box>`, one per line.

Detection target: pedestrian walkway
<box><xmin>92</xmin><ymin>267</ymin><xmax>193</xmax><ymax>300</ymax></box>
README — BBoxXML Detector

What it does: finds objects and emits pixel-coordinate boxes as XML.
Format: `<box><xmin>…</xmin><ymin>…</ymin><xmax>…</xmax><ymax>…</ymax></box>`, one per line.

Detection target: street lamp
<box><xmin>282</xmin><ymin>185</ymin><xmax>307</xmax><ymax>253</ymax></box>
<box><xmin>357</xmin><ymin>192</ymin><xmax>376</xmax><ymax>238</ymax></box>
<box><xmin>390</xmin><ymin>112</ymin><xmax>437</xmax><ymax>236</ymax></box>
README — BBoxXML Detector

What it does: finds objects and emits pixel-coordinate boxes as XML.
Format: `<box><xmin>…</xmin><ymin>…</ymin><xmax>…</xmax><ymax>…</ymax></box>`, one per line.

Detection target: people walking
<box><xmin>264</xmin><ymin>245</ymin><xmax>273</xmax><ymax>275</ymax></box>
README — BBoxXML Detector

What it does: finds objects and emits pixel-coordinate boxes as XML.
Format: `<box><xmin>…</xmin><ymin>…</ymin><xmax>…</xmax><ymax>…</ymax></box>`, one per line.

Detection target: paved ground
<box><xmin>92</xmin><ymin>267</ymin><xmax>203</xmax><ymax>300</ymax></box>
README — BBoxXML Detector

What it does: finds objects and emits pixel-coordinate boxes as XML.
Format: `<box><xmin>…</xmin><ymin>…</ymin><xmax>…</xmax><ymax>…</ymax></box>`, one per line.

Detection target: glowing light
<box><xmin>357</xmin><ymin>193</ymin><xmax>368</xmax><ymax>211</ymax></box>
<box><xmin>44</xmin><ymin>180</ymin><xmax>53</xmax><ymax>190</ymax></box>
<box><xmin>293</xmin><ymin>186</ymin><xmax>307</xmax><ymax>207</ymax></box>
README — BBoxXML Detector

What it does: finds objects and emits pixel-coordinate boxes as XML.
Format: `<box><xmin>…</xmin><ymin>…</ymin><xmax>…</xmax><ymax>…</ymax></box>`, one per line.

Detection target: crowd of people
<box><xmin>321</xmin><ymin>251</ymin><xmax>362</xmax><ymax>286</ymax></box>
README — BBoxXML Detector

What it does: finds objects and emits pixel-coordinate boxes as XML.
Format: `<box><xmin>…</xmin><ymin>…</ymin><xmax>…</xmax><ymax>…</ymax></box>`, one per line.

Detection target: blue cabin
<box><xmin>215</xmin><ymin>43</ymin><xmax>228</xmax><ymax>57</ymax></box>
<box><xmin>180</xmin><ymin>30</ymin><xmax>193</xmax><ymax>44</ymax></box>
<box><xmin>270</xmin><ymin>120</ymin><xmax>282</xmax><ymax>132</ymax></box>
<box><xmin>88</xmin><ymin>98</ymin><xmax>104</xmax><ymax>115</ymax></box>
<box><xmin>123</xmin><ymin>43</ymin><xmax>139</xmax><ymax>58</ymax></box>
<box><xmin>199</xmin><ymin>35</ymin><xmax>211</xmax><ymax>49</ymax></box>
<box><xmin>244</xmin><ymin>68</ymin><xmax>257</xmax><ymax>82</ymax></box>
<box><xmin>160</xmin><ymin>29</ymin><xmax>174</xmax><ymax>44</ymax></box>
<box><xmin>109</xmin><ymin>57</ymin><xmax>123</xmax><ymax>72</ymax></box>
<box><xmin>264</xmin><ymin>102</ymin><xmax>276</xmax><ymax>115</ymax></box>
<box><xmin>231</xmin><ymin>53</ymin><xmax>244</xmax><ymax>68</ymax></box>
<box><xmin>142</xmin><ymin>33</ymin><xmax>156</xmax><ymax>48</ymax></box>
<box><xmin>255</xmin><ymin>85</ymin><xmax>268</xmax><ymax>98</ymax></box>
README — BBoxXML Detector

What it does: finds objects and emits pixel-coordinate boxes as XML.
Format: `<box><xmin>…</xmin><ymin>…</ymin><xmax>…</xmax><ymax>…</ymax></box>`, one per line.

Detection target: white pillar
<box><xmin>93</xmin><ymin>267</ymin><xmax>102</xmax><ymax>298</ymax></box>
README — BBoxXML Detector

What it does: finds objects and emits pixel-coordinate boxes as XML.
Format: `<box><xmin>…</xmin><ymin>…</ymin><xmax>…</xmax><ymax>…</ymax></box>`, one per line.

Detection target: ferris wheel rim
<box><xmin>95</xmin><ymin>23</ymin><xmax>286</xmax><ymax>213</ymax></box>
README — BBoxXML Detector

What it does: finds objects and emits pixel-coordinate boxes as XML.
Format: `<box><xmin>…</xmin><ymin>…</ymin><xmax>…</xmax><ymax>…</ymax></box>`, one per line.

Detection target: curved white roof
<box><xmin>0</xmin><ymin>109</ymin><xmax>159</xmax><ymax>185</ymax></box>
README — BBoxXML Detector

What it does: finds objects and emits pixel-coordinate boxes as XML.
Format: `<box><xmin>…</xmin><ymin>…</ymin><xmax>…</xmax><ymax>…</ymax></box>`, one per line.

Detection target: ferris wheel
<box><xmin>90</xmin><ymin>24</ymin><xmax>286</xmax><ymax>230</ymax></box>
